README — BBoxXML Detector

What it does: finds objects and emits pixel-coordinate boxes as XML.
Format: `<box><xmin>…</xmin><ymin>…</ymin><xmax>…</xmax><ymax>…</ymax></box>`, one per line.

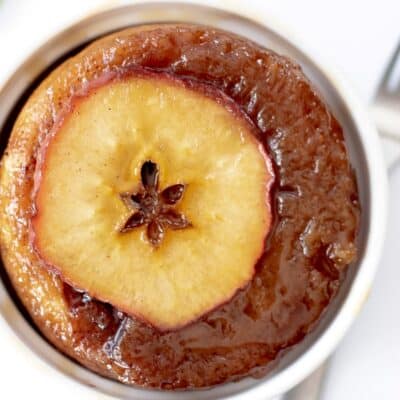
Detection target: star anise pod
<box><xmin>119</xmin><ymin>161</ymin><xmax>191</xmax><ymax>247</ymax></box>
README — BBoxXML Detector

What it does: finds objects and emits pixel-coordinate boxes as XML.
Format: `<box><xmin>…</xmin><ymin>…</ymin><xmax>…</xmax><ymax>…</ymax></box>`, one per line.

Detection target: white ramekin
<box><xmin>0</xmin><ymin>3</ymin><xmax>387</xmax><ymax>399</ymax></box>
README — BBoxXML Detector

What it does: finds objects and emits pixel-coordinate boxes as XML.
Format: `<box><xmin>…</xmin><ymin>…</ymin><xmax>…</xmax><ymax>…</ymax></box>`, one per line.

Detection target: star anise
<box><xmin>119</xmin><ymin>161</ymin><xmax>191</xmax><ymax>247</ymax></box>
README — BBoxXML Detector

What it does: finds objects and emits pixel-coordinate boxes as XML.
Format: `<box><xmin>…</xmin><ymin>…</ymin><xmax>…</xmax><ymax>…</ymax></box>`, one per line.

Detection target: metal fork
<box><xmin>278</xmin><ymin>41</ymin><xmax>400</xmax><ymax>400</ymax></box>
<box><xmin>372</xmin><ymin>41</ymin><xmax>400</xmax><ymax>168</ymax></box>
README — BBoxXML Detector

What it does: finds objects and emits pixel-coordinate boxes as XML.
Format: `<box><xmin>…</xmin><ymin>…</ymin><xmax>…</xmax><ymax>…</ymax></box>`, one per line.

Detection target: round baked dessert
<box><xmin>0</xmin><ymin>25</ymin><xmax>359</xmax><ymax>389</ymax></box>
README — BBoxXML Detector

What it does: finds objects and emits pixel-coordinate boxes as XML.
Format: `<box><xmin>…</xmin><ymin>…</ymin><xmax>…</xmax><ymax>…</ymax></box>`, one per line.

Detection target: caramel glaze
<box><xmin>0</xmin><ymin>25</ymin><xmax>359</xmax><ymax>388</ymax></box>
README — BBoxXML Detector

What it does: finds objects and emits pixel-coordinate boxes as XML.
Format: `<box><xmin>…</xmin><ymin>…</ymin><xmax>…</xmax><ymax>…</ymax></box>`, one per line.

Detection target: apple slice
<box><xmin>31</xmin><ymin>72</ymin><xmax>274</xmax><ymax>330</ymax></box>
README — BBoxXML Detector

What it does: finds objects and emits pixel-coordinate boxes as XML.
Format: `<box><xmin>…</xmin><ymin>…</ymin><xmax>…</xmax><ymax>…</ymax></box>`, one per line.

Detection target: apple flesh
<box><xmin>31</xmin><ymin>72</ymin><xmax>274</xmax><ymax>331</ymax></box>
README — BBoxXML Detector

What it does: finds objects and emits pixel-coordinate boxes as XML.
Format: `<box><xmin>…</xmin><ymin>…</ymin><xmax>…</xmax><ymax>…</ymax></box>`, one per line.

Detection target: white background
<box><xmin>0</xmin><ymin>0</ymin><xmax>399</xmax><ymax>399</ymax></box>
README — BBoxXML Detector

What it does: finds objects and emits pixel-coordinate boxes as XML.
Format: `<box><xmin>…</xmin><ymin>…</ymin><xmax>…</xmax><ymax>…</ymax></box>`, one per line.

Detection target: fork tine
<box><xmin>380</xmin><ymin>41</ymin><xmax>400</xmax><ymax>93</ymax></box>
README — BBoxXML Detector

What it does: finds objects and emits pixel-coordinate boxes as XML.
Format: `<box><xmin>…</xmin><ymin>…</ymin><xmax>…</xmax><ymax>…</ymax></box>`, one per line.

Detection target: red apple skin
<box><xmin>30</xmin><ymin>68</ymin><xmax>275</xmax><ymax>332</ymax></box>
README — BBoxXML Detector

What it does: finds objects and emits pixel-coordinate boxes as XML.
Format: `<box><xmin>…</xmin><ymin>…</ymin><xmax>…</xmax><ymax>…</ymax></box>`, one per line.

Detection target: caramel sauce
<box><xmin>0</xmin><ymin>26</ymin><xmax>359</xmax><ymax>389</ymax></box>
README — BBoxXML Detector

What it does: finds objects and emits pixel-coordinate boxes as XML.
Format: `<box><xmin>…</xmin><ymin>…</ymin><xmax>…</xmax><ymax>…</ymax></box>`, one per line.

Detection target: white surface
<box><xmin>0</xmin><ymin>0</ymin><xmax>399</xmax><ymax>399</ymax></box>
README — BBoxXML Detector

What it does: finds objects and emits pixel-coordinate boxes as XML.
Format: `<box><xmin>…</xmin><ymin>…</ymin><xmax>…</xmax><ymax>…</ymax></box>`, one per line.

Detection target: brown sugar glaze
<box><xmin>0</xmin><ymin>25</ymin><xmax>359</xmax><ymax>389</ymax></box>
